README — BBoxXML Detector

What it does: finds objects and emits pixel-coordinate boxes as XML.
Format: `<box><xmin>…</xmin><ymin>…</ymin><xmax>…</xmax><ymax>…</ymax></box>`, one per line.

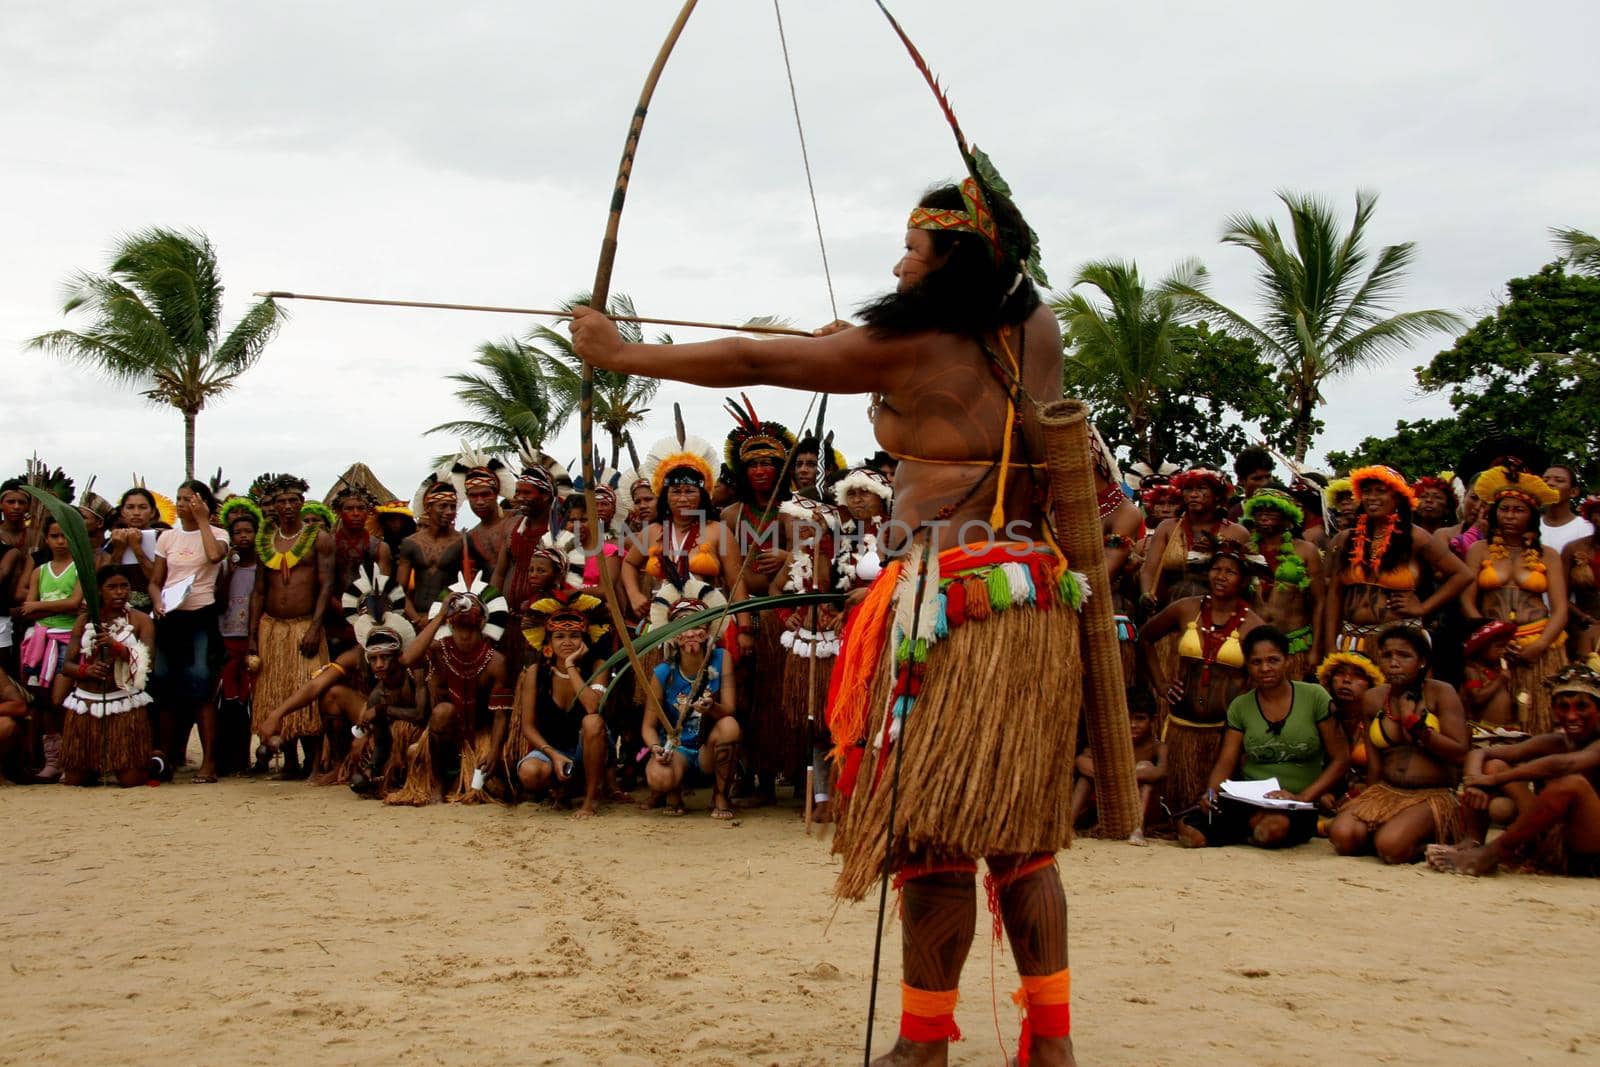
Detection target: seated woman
<box><xmin>0</xmin><ymin>664</ymin><xmax>26</xmax><ymax>782</ymax></box>
<box><xmin>1427</xmin><ymin>665</ymin><xmax>1600</xmax><ymax>876</ymax></box>
<box><xmin>1140</xmin><ymin>544</ymin><xmax>1265</xmax><ymax>813</ymax></box>
<box><xmin>1316</xmin><ymin>650</ymin><xmax>1385</xmax><ymax>803</ymax></box>
<box><xmin>641</xmin><ymin>583</ymin><xmax>741</xmax><ymax>819</ymax></box>
<box><xmin>1460</xmin><ymin>465</ymin><xmax>1568</xmax><ymax>733</ymax></box>
<box><xmin>513</xmin><ymin>596</ymin><xmax>612</xmax><ymax>818</ymax></box>
<box><xmin>58</xmin><ymin>567</ymin><xmax>156</xmax><ymax>788</ymax></box>
<box><xmin>1180</xmin><ymin>627</ymin><xmax>1349</xmax><ymax>848</ymax></box>
<box><xmin>1073</xmin><ymin>691</ymin><xmax>1165</xmax><ymax>830</ymax></box>
<box><xmin>1328</xmin><ymin>626</ymin><xmax>1470</xmax><ymax>863</ymax></box>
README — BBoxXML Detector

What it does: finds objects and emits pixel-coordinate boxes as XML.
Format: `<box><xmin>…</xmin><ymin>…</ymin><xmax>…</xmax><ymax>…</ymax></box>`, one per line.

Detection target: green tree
<box><xmin>1325</xmin><ymin>264</ymin><xmax>1600</xmax><ymax>484</ymax></box>
<box><xmin>428</xmin><ymin>337</ymin><xmax>559</xmax><ymax>459</ymax></box>
<box><xmin>1056</xmin><ymin>260</ymin><xmax>1299</xmax><ymax>470</ymax></box>
<box><xmin>1167</xmin><ymin>190</ymin><xmax>1463</xmax><ymax>462</ymax></box>
<box><xmin>1553</xmin><ymin>227</ymin><xmax>1600</xmax><ymax>277</ymax></box>
<box><xmin>27</xmin><ymin>228</ymin><xmax>283</xmax><ymax>479</ymax></box>
<box><xmin>534</xmin><ymin>293</ymin><xmax>664</xmax><ymax>469</ymax></box>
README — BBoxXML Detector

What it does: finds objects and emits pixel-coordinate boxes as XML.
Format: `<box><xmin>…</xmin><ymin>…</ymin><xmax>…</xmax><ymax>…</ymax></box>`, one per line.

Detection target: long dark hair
<box><xmin>857</xmin><ymin>184</ymin><xmax>1041</xmax><ymax>338</ymax></box>
<box><xmin>176</xmin><ymin>479</ymin><xmax>218</xmax><ymax>516</ymax></box>
<box><xmin>1486</xmin><ymin>495</ymin><xmax>1544</xmax><ymax>549</ymax></box>
<box><xmin>116</xmin><ymin>487</ymin><xmax>160</xmax><ymax>527</ymax></box>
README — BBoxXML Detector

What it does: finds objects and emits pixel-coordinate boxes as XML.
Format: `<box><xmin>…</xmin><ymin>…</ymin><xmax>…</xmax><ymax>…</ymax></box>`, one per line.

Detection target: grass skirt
<box><xmin>832</xmin><ymin>600</ymin><xmax>1081</xmax><ymax>901</ymax></box>
<box><xmin>1163</xmin><ymin>720</ymin><xmax>1226</xmax><ymax>813</ymax></box>
<box><xmin>740</xmin><ymin>611</ymin><xmax>797</xmax><ymax>773</ymax></box>
<box><xmin>250</xmin><ymin>615</ymin><xmax>327</xmax><ymax>740</ymax></box>
<box><xmin>62</xmin><ymin>698</ymin><xmax>152</xmax><ymax>776</ymax></box>
<box><xmin>1508</xmin><ymin>628</ymin><xmax>1567</xmax><ymax>735</ymax></box>
<box><xmin>779</xmin><ymin>635</ymin><xmax>835</xmax><ymax>763</ymax></box>
<box><xmin>1340</xmin><ymin>781</ymin><xmax>1461</xmax><ymax>843</ymax></box>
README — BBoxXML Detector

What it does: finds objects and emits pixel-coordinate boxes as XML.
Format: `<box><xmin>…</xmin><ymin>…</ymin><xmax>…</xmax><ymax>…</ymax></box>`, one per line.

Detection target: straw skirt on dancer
<box><xmin>740</xmin><ymin>610</ymin><xmax>801</xmax><ymax>773</ymax></box>
<box><xmin>61</xmin><ymin>687</ymin><xmax>153</xmax><ymax>776</ymax></box>
<box><xmin>250</xmin><ymin>615</ymin><xmax>328</xmax><ymax>739</ymax></box>
<box><xmin>830</xmin><ymin>542</ymin><xmax>1086</xmax><ymax>902</ymax></box>
<box><xmin>1507</xmin><ymin>621</ymin><xmax>1567</xmax><ymax>735</ymax></box>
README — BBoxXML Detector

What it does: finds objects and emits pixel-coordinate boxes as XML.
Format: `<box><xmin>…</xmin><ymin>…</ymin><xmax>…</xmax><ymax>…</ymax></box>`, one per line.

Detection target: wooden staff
<box><xmin>253</xmin><ymin>291</ymin><xmax>811</xmax><ymax>336</ymax></box>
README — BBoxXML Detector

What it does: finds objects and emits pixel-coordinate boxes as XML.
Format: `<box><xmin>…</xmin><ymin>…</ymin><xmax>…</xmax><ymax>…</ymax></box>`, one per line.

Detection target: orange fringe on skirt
<box><xmin>832</xmin><ymin>601</ymin><xmax>1081</xmax><ymax>902</ymax></box>
<box><xmin>1507</xmin><ymin>628</ymin><xmax>1567</xmax><ymax>735</ymax></box>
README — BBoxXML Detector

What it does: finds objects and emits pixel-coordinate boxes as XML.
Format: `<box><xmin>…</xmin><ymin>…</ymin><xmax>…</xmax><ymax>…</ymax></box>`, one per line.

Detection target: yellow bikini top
<box><xmin>1178</xmin><ymin>616</ymin><xmax>1245</xmax><ymax>669</ymax></box>
<box><xmin>1369</xmin><ymin>708</ymin><xmax>1440</xmax><ymax>749</ymax></box>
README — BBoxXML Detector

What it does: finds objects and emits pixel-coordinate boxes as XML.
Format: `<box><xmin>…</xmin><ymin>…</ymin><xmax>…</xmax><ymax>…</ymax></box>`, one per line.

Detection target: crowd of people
<box><xmin>3</xmin><ymin>429</ymin><xmax>1597</xmax><ymax>880</ymax></box>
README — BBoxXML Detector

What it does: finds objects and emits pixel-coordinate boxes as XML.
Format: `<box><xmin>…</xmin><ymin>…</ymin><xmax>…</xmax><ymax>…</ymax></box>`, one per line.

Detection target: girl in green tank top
<box><xmin>35</xmin><ymin>558</ymin><xmax>80</xmax><ymax>630</ymax></box>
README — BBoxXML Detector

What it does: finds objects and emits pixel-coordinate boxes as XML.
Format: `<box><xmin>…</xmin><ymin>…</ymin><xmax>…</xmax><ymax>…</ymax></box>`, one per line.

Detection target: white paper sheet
<box><xmin>161</xmin><ymin>575</ymin><xmax>196</xmax><ymax>613</ymax></box>
<box><xmin>1219</xmin><ymin>777</ymin><xmax>1315</xmax><ymax>810</ymax></box>
<box><xmin>118</xmin><ymin>529</ymin><xmax>159</xmax><ymax>566</ymax></box>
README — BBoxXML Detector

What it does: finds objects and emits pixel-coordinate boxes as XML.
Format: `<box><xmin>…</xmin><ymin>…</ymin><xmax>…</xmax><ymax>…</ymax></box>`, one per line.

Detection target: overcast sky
<box><xmin>3</xmin><ymin>0</ymin><xmax>1595</xmax><ymax>507</ymax></box>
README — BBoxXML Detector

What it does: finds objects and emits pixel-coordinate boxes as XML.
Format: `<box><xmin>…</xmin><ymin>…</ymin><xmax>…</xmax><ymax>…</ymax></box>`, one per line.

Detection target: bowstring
<box><xmin>773</xmin><ymin>0</ymin><xmax>839</xmax><ymax>323</ymax></box>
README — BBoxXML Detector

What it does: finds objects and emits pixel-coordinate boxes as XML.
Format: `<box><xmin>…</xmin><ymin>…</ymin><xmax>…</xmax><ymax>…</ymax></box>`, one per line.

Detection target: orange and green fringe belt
<box><xmin>826</xmin><ymin>541</ymin><xmax>1086</xmax><ymax>799</ymax></box>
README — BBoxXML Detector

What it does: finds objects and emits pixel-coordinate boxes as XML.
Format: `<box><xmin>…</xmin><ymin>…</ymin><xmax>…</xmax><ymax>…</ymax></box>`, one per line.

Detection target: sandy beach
<box><xmin>4</xmin><ymin>779</ymin><xmax>1599</xmax><ymax>1066</ymax></box>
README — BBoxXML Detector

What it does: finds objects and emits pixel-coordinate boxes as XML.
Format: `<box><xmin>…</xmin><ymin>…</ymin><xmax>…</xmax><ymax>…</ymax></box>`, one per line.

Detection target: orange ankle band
<box><xmin>1020</xmin><ymin>968</ymin><xmax>1071</xmax><ymax>1006</ymax></box>
<box><xmin>1012</xmin><ymin>967</ymin><xmax>1072</xmax><ymax>1059</ymax></box>
<box><xmin>900</xmin><ymin>983</ymin><xmax>961</xmax><ymax>1043</ymax></box>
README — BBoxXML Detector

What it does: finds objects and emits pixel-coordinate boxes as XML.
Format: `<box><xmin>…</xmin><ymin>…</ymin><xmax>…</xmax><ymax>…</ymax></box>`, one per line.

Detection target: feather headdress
<box><xmin>449</xmin><ymin>444</ymin><xmax>517</xmax><ymax>501</ymax></box>
<box><xmin>342</xmin><ymin>565</ymin><xmax>416</xmax><ymax>652</ymax></box>
<box><xmin>644</xmin><ymin>404</ymin><xmax>719</xmax><ymax>495</ymax></box>
<box><xmin>647</xmin><ymin>575</ymin><xmax>730</xmax><ymax>644</ymax></box>
<box><xmin>429</xmin><ymin>574</ymin><xmax>512</xmax><ymax>643</ymax></box>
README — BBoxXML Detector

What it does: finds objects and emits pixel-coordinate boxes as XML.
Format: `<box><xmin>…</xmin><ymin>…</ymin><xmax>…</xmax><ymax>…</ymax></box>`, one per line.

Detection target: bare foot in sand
<box><xmin>571</xmin><ymin>801</ymin><xmax>599</xmax><ymax>820</ymax></box>
<box><xmin>871</xmin><ymin>1037</ymin><xmax>946</xmax><ymax>1066</ymax></box>
<box><xmin>1426</xmin><ymin>842</ymin><xmax>1499</xmax><ymax>876</ymax></box>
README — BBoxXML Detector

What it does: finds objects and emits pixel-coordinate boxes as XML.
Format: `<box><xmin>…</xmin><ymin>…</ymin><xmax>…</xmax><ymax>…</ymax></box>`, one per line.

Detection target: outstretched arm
<box><xmin>568</xmin><ymin>305</ymin><xmax>914</xmax><ymax>394</ymax></box>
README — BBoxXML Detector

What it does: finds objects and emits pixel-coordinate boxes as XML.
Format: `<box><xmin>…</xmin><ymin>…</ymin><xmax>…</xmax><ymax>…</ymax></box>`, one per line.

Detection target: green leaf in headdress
<box><xmin>970</xmin><ymin>145</ymin><xmax>1049</xmax><ymax>288</ymax></box>
<box><xmin>22</xmin><ymin>485</ymin><xmax>100</xmax><ymax>619</ymax></box>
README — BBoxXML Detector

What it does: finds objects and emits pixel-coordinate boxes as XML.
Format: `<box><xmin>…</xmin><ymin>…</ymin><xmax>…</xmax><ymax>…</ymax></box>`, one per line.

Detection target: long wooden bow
<box><xmin>578</xmin><ymin>0</ymin><xmax>701</xmax><ymax>735</ymax></box>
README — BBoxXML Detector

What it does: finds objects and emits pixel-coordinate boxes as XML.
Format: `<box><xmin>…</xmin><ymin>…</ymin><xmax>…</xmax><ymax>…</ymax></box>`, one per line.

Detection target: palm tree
<box><xmin>1166</xmin><ymin>190</ymin><xmax>1463</xmax><ymax>461</ymax></box>
<box><xmin>534</xmin><ymin>293</ymin><xmax>664</xmax><ymax>468</ymax></box>
<box><xmin>1053</xmin><ymin>259</ymin><xmax>1196</xmax><ymax>470</ymax></box>
<box><xmin>427</xmin><ymin>336</ymin><xmax>560</xmax><ymax>460</ymax></box>
<box><xmin>26</xmin><ymin>227</ymin><xmax>283</xmax><ymax>479</ymax></box>
<box><xmin>1553</xmin><ymin>227</ymin><xmax>1600</xmax><ymax>277</ymax></box>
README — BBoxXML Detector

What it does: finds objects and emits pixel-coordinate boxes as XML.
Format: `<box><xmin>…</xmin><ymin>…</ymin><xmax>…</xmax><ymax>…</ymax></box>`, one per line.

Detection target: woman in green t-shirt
<box><xmin>1180</xmin><ymin>626</ymin><xmax>1350</xmax><ymax>848</ymax></box>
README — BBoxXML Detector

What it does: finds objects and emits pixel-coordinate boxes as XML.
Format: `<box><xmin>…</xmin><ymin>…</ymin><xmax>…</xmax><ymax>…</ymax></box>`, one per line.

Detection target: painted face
<box><xmin>667</xmin><ymin>483</ymin><xmax>702</xmax><ymax>521</ymax></box>
<box><xmin>1358</xmin><ymin>482</ymin><xmax>1396</xmax><ymax>519</ymax></box>
<box><xmin>1208</xmin><ymin>556</ymin><xmax>1245</xmax><ymax>599</ymax></box>
<box><xmin>120</xmin><ymin>494</ymin><xmax>154</xmax><ymax>530</ymax></box>
<box><xmin>100</xmin><ymin>574</ymin><xmax>131</xmax><ymax>613</ymax></box>
<box><xmin>526</xmin><ymin>557</ymin><xmax>557</xmax><ymax>586</ymax></box>
<box><xmin>1377</xmin><ymin>637</ymin><xmax>1425</xmax><ymax>687</ymax></box>
<box><xmin>1493</xmin><ymin>496</ymin><xmax>1533</xmax><ymax>537</ymax></box>
<box><xmin>1150</xmin><ymin>498</ymin><xmax>1180</xmax><ymax>522</ymax></box>
<box><xmin>1415</xmin><ymin>487</ymin><xmax>1450</xmax><ymax>522</ymax></box>
<box><xmin>426</xmin><ymin>494</ymin><xmax>458</xmax><ymax>530</ymax></box>
<box><xmin>1243</xmin><ymin>469</ymin><xmax>1273</xmax><ymax>496</ymax></box>
<box><xmin>1251</xmin><ymin>505</ymin><xmax>1287</xmax><ymax>537</ymax></box>
<box><xmin>894</xmin><ymin>228</ymin><xmax>951</xmax><ymax>292</ymax></box>
<box><xmin>596</xmin><ymin>494</ymin><xmax>617</xmax><ymax>524</ymax></box>
<box><xmin>844</xmin><ymin>486</ymin><xmax>886</xmax><ymax>523</ymax></box>
<box><xmin>447</xmin><ymin>597</ymin><xmax>485</xmax><ymax>632</ymax></box>
<box><xmin>1246</xmin><ymin>642</ymin><xmax>1287</xmax><ymax>690</ymax></box>
<box><xmin>274</xmin><ymin>491</ymin><xmax>305</xmax><ymax>526</ymax></box>
<box><xmin>746</xmin><ymin>459</ymin><xmax>778</xmax><ymax>494</ymax></box>
<box><xmin>675</xmin><ymin>626</ymin><xmax>708</xmax><ymax>654</ymax></box>
<box><xmin>1</xmin><ymin>490</ymin><xmax>29</xmax><ymax>523</ymax></box>
<box><xmin>513</xmin><ymin>482</ymin><xmax>551</xmax><ymax>513</ymax></box>
<box><xmin>1183</xmin><ymin>484</ymin><xmax>1217</xmax><ymax>515</ymax></box>
<box><xmin>792</xmin><ymin>453</ymin><xmax>819</xmax><ymax>490</ymax></box>
<box><xmin>230</xmin><ymin>520</ymin><xmax>257</xmax><ymax>549</ymax></box>
<box><xmin>466</xmin><ymin>484</ymin><xmax>499</xmax><ymax>521</ymax></box>
<box><xmin>1327</xmin><ymin>665</ymin><xmax>1372</xmax><ymax>707</ymax></box>
<box><xmin>339</xmin><ymin>500</ymin><xmax>370</xmax><ymax>531</ymax></box>
<box><xmin>1553</xmin><ymin>692</ymin><xmax>1600</xmax><ymax>743</ymax></box>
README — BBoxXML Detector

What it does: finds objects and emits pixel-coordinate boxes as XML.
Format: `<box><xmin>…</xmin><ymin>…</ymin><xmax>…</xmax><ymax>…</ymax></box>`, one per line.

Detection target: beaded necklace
<box><xmin>1195</xmin><ymin>595</ymin><xmax>1249</xmax><ymax>688</ymax></box>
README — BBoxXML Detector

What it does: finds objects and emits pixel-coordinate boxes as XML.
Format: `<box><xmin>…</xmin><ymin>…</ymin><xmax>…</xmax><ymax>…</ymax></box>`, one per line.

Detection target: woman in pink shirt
<box><xmin>148</xmin><ymin>481</ymin><xmax>227</xmax><ymax>780</ymax></box>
